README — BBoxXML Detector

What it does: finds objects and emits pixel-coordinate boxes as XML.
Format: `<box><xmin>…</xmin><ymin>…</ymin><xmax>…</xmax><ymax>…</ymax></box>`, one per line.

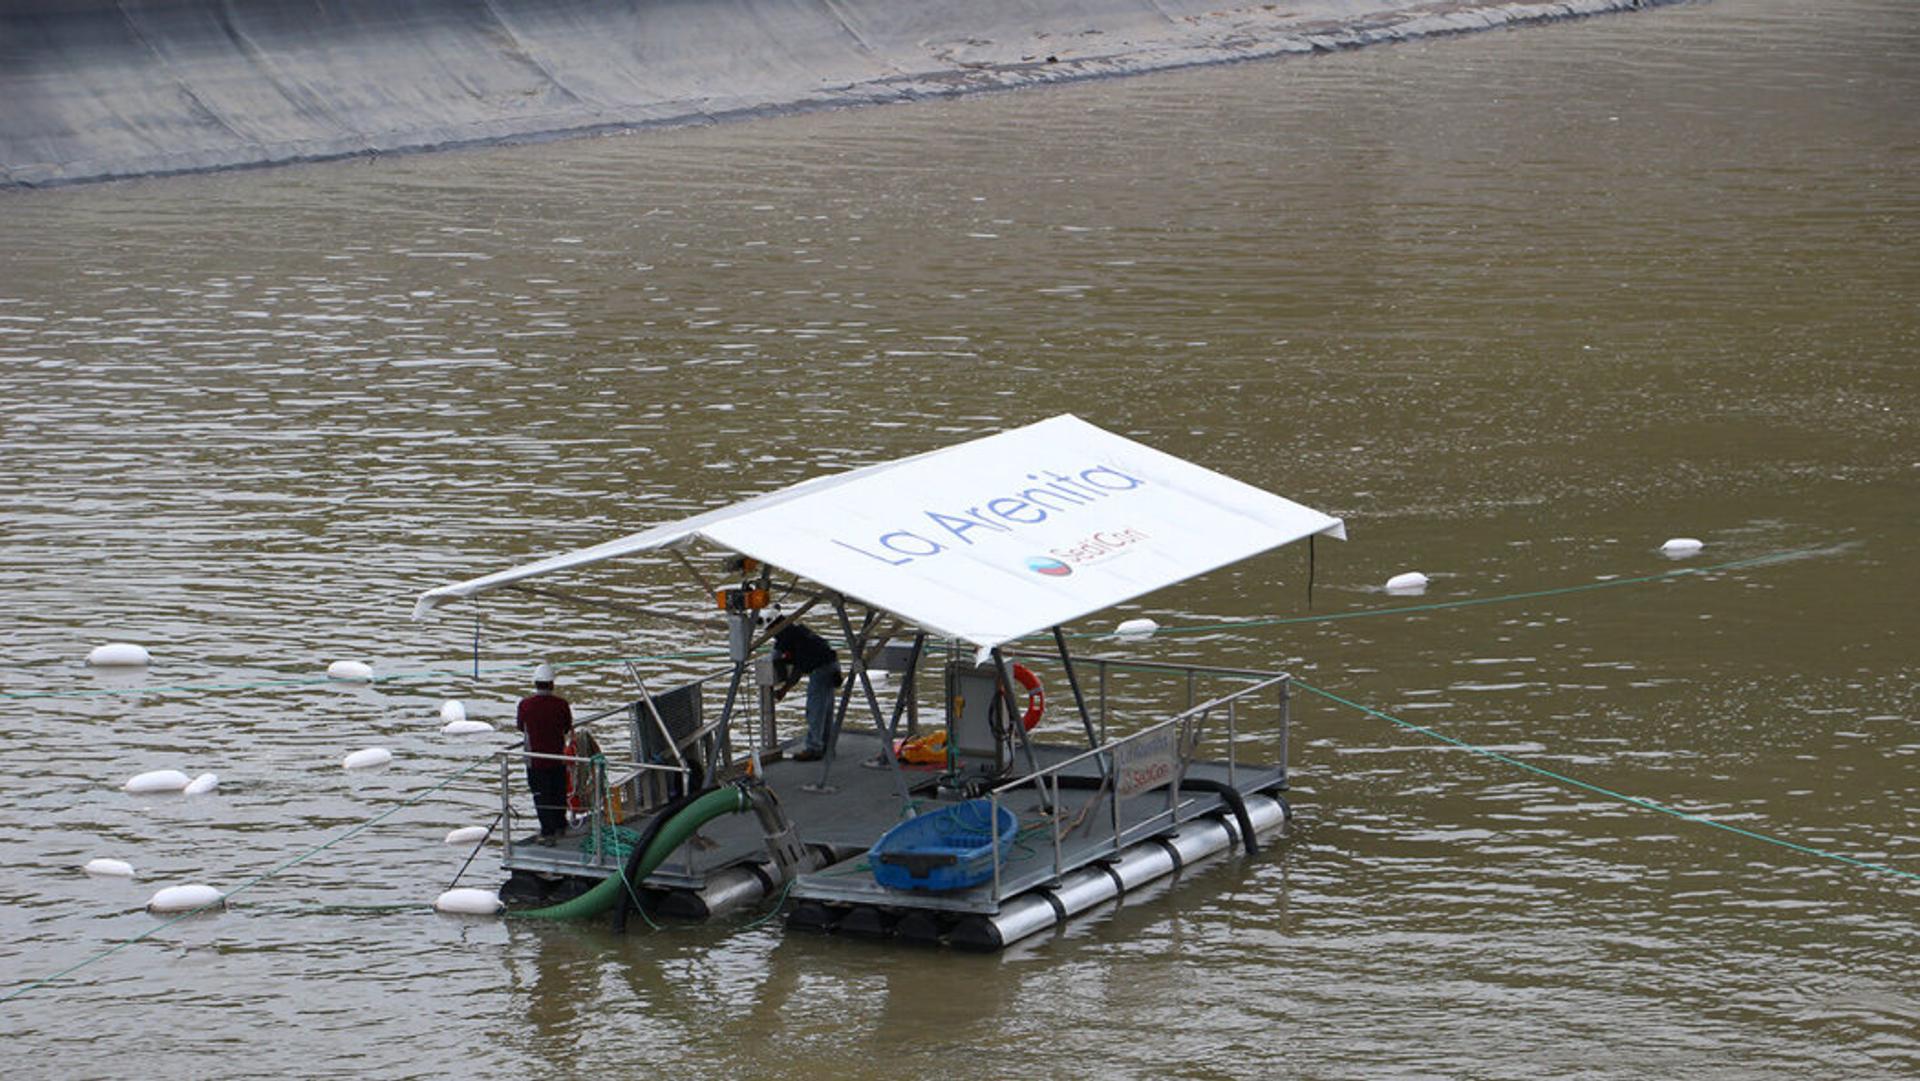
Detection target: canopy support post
<box><xmin>991</xmin><ymin>647</ymin><xmax>1043</xmax><ymax>779</ymax></box>
<box><xmin>886</xmin><ymin>633</ymin><xmax>927</xmax><ymax>743</ymax></box>
<box><xmin>1051</xmin><ymin>626</ymin><xmax>1107</xmax><ymax>774</ymax></box>
<box><xmin>820</xmin><ymin>596</ymin><xmax>912</xmax><ymax>810</ymax></box>
<box><xmin>671</xmin><ymin>549</ymin><xmax>718</xmax><ymax>599</ymax></box>
<box><xmin>708</xmin><ymin>661</ymin><xmax>747</xmax><ymax>788</ymax></box>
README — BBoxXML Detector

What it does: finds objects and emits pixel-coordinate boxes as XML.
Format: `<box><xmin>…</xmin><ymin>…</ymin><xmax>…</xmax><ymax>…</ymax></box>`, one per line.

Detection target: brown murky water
<box><xmin>2</xmin><ymin>1</ymin><xmax>1915</xmax><ymax>1076</ymax></box>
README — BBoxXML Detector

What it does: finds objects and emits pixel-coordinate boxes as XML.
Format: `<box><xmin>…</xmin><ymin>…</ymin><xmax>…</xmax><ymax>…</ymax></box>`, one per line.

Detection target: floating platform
<box><xmin>498</xmin><ymin>722</ymin><xmax>1288</xmax><ymax>949</ymax></box>
<box><xmin>424</xmin><ymin>416</ymin><xmax>1322</xmax><ymax>951</ymax></box>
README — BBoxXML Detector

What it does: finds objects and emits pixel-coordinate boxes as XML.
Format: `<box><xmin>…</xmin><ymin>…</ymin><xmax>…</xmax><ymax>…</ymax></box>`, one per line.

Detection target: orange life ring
<box><xmin>1012</xmin><ymin>663</ymin><xmax>1045</xmax><ymax>731</ymax></box>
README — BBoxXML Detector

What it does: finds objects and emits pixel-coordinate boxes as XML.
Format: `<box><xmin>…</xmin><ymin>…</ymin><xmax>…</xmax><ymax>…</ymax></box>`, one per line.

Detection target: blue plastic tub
<box><xmin>869</xmin><ymin>799</ymin><xmax>1018</xmax><ymax>892</ymax></box>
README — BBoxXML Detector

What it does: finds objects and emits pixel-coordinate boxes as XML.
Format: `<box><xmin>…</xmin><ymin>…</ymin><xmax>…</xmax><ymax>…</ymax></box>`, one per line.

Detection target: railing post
<box><xmin>1227</xmin><ymin>697</ymin><xmax>1237</xmax><ymax>789</ymax></box>
<box><xmin>1098</xmin><ymin>661</ymin><xmax>1109</xmax><ymax>744</ymax></box>
<box><xmin>591</xmin><ymin>758</ymin><xmax>605</xmax><ymax>868</ymax></box>
<box><xmin>500</xmin><ymin>754</ymin><xmax>513</xmax><ymax>860</ymax></box>
<box><xmin>991</xmin><ymin>788</ymin><xmax>1004</xmax><ymax>902</ymax></box>
<box><xmin>1280</xmin><ymin>676</ymin><xmax>1291</xmax><ymax>785</ymax></box>
<box><xmin>1050</xmin><ymin>773</ymin><xmax>1063</xmax><ymax>877</ymax></box>
<box><xmin>1167</xmin><ymin>719</ymin><xmax>1180</xmax><ymax>829</ymax></box>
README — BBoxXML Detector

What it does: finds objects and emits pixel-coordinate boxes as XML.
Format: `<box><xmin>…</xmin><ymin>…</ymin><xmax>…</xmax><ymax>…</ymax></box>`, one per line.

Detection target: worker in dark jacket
<box><xmin>516</xmin><ymin>662</ymin><xmax>573</xmax><ymax>844</ymax></box>
<box><xmin>772</xmin><ymin>620</ymin><xmax>841</xmax><ymax>761</ymax></box>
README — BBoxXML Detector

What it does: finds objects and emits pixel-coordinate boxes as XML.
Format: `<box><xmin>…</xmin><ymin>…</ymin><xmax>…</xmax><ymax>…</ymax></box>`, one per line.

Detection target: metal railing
<box><xmin>497</xmin><ymin>747</ymin><xmax>688</xmax><ymax>872</ymax></box>
<box><xmin>985</xmin><ymin>664</ymin><xmax>1290</xmax><ymax>902</ymax></box>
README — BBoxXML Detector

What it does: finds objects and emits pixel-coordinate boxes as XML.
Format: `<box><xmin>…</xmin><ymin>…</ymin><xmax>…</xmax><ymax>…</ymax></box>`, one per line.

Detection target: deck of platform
<box><xmin>790</xmin><ymin>746</ymin><xmax>1282</xmax><ymax>915</ymax></box>
<box><xmin>504</xmin><ymin>729</ymin><xmax>1284</xmax><ymax>912</ymax></box>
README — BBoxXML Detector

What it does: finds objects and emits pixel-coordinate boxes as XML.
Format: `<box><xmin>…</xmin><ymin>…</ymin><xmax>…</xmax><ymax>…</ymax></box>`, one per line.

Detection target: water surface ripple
<box><xmin>1</xmin><ymin>1</ymin><xmax>1915</xmax><ymax>1076</ymax></box>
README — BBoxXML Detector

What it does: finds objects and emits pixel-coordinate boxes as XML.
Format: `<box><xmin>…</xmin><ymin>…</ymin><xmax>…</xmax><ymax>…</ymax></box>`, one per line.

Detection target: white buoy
<box><xmin>1114</xmin><ymin>617</ymin><xmax>1160</xmax><ymax>640</ymax></box>
<box><xmin>440</xmin><ymin>719</ymin><xmax>493</xmax><ymax>735</ymax></box>
<box><xmin>434</xmin><ymin>887</ymin><xmax>502</xmax><ymax>915</ymax></box>
<box><xmin>439</xmin><ymin>700</ymin><xmax>467</xmax><ymax>724</ymax></box>
<box><xmin>1385</xmin><ymin>571</ymin><xmax>1430</xmax><ymax>594</ymax></box>
<box><xmin>1660</xmin><ymin>537</ymin><xmax>1704</xmax><ymax>557</ymax></box>
<box><xmin>123</xmin><ymin>769</ymin><xmax>191</xmax><ymax>794</ymax></box>
<box><xmin>183</xmin><ymin>772</ymin><xmax>219</xmax><ymax>795</ymax></box>
<box><xmin>87</xmin><ymin>642</ymin><xmax>151</xmax><ymax>667</ymax></box>
<box><xmin>327</xmin><ymin>660</ymin><xmax>374</xmax><ymax>682</ymax></box>
<box><xmin>444</xmin><ymin>826</ymin><xmax>490</xmax><ymax>845</ymax></box>
<box><xmin>342</xmin><ymin>747</ymin><xmax>393</xmax><ymax>770</ymax></box>
<box><xmin>146</xmin><ymin>884</ymin><xmax>225</xmax><ymax>913</ymax></box>
<box><xmin>84</xmin><ymin>858</ymin><xmax>135</xmax><ymax>878</ymax></box>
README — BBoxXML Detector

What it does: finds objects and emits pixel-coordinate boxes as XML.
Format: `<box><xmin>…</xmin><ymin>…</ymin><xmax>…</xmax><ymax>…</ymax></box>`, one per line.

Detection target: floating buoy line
<box><xmin>12</xmin><ymin>542</ymin><xmax>1906</xmax><ymax>1006</ymax></box>
<box><xmin>8</xmin><ymin>547</ymin><xmax>1818</xmax><ymax>703</ymax></box>
<box><xmin>2</xmin><ymin>755</ymin><xmax>494</xmax><ymax>1005</ymax></box>
<box><xmin>86</xmin><ymin>643</ymin><xmax>151</xmax><ymax>667</ymax></box>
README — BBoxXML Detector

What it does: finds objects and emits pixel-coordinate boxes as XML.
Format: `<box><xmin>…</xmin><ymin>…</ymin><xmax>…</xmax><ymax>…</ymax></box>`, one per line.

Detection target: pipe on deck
<box><xmin>655</xmin><ymin>843</ymin><xmax>850</xmax><ymax>920</ymax></box>
<box><xmin>512</xmin><ymin>785</ymin><xmax>750</xmax><ymax>922</ymax></box>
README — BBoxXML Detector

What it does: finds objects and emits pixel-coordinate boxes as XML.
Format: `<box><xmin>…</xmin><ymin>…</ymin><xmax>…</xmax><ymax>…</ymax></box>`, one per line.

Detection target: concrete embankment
<box><xmin>0</xmin><ymin>0</ymin><xmax>1676</xmax><ymax>187</ymax></box>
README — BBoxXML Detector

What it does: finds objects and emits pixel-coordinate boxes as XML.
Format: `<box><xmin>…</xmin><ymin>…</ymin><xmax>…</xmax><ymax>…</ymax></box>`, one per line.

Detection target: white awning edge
<box><xmin>411</xmin><ymin>415</ymin><xmax>1346</xmax><ymax>649</ymax></box>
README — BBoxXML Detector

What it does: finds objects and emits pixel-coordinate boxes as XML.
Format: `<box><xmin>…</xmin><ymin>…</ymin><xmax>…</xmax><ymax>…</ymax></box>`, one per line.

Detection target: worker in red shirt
<box><xmin>516</xmin><ymin>662</ymin><xmax>574</xmax><ymax>845</ymax></box>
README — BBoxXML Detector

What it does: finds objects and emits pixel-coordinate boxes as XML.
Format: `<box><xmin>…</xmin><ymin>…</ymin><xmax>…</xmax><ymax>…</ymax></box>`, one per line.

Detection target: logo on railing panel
<box><xmin>1026</xmin><ymin>556</ymin><xmax>1073</xmax><ymax>577</ymax></box>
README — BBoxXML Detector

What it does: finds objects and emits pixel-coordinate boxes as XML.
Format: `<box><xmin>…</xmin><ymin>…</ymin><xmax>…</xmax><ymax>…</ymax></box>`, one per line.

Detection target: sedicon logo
<box><xmin>1026</xmin><ymin>556</ymin><xmax>1073</xmax><ymax>577</ymax></box>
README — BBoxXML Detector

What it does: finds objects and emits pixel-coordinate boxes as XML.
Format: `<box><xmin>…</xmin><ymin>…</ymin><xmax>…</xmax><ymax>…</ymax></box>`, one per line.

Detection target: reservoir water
<box><xmin>2</xmin><ymin>0</ymin><xmax>1914</xmax><ymax>1075</ymax></box>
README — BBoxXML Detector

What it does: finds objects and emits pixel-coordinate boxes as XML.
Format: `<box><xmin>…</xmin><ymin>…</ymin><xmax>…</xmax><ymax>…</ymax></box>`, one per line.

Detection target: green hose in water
<box><xmin>510</xmin><ymin>786</ymin><xmax>751</xmax><ymax>921</ymax></box>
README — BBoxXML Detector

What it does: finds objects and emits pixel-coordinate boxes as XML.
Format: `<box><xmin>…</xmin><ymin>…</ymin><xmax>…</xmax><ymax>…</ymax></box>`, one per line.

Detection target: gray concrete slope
<box><xmin>0</xmin><ymin>0</ymin><xmax>1674</xmax><ymax>187</ymax></box>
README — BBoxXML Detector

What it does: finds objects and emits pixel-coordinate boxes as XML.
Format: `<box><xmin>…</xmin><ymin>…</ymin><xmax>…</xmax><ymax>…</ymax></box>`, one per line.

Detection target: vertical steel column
<box><xmin>1227</xmin><ymin>697</ymin><xmax>1238</xmax><ymax>789</ymax></box>
<box><xmin>990</xmin><ymin>787</ymin><xmax>1004</xmax><ymax>902</ymax></box>
<box><xmin>827</xmin><ymin>596</ymin><xmax>913</xmax><ymax>810</ymax></box>
<box><xmin>884</xmin><ymin>633</ymin><xmax>927</xmax><ymax>743</ymax></box>
<box><xmin>991</xmin><ymin>646</ymin><xmax>1043</xmax><ymax>777</ymax></box>
<box><xmin>707</xmin><ymin>663</ymin><xmax>746</xmax><ymax>787</ymax></box>
<box><xmin>815</xmin><ymin>602</ymin><xmax>876</xmax><ymax>777</ymax></box>
<box><xmin>1050</xmin><ymin>773</ymin><xmax>1064</xmax><ymax>875</ymax></box>
<box><xmin>1051</xmin><ymin>626</ymin><xmax>1107</xmax><ymax>766</ymax></box>
<box><xmin>1097</xmin><ymin>661</ymin><xmax>1109</xmax><ymax>744</ymax></box>
<box><xmin>588</xmin><ymin>756</ymin><xmax>602</xmax><ymax>866</ymax></box>
<box><xmin>500</xmin><ymin>754</ymin><xmax>512</xmax><ymax>859</ymax></box>
<box><xmin>1279</xmin><ymin>675</ymin><xmax>1291</xmax><ymax>786</ymax></box>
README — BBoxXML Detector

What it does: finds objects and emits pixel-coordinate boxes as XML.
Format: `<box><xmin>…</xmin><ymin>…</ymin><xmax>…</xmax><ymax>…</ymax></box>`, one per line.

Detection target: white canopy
<box><xmin>412</xmin><ymin>414</ymin><xmax>1345</xmax><ymax>650</ymax></box>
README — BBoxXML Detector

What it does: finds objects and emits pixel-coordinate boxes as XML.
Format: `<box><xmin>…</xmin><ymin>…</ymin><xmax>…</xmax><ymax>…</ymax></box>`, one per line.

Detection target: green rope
<box><xmin>613</xmin><ymin>855</ymin><xmax>664</xmax><ymax>932</ymax></box>
<box><xmin>739</xmin><ymin>880</ymin><xmax>795</xmax><ymax>930</ymax></box>
<box><xmin>249</xmin><ymin>901</ymin><xmax>432</xmax><ymax>916</ymax></box>
<box><xmin>577</xmin><ymin>825</ymin><xmax>644</xmax><ymax>861</ymax></box>
<box><xmin>1</xmin><ymin>754</ymin><xmax>496</xmax><ymax>1005</ymax></box>
<box><xmin>1290</xmin><ymin>679</ymin><xmax>1918</xmax><ymax>886</ymax></box>
<box><xmin>13</xmin><ymin>549</ymin><xmax>1815</xmax><ymax>703</ymax></box>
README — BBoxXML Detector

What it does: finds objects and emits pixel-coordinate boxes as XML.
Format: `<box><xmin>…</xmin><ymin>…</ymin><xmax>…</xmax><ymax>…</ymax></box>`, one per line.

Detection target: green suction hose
<box><xmin>510</xmin><ymin>785</ymin><xmax>751</xmax><ymax>921</ymax></box>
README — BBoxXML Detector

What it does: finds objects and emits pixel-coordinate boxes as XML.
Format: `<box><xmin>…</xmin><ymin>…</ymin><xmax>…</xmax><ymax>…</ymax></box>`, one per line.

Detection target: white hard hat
<box><xmin>533</xmin><ymin>662</ymin><xmax>555</xmax><ymax>685</ymax></box>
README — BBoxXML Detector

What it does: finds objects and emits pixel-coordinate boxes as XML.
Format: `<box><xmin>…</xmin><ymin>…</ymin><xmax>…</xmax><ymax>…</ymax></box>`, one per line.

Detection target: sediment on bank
<box><xmin>0</xmin><ymin>0</ymin><xmax>1679</xmax><ymax>187</ymax></box>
